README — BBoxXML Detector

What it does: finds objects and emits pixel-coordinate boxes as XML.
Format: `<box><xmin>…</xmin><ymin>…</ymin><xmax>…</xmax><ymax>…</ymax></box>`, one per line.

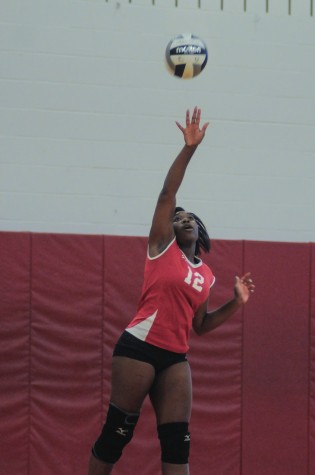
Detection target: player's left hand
<box><xmin>234</xmin><ymin>272</ymin><xmax>255</xmax><ymax>304</ymax></box>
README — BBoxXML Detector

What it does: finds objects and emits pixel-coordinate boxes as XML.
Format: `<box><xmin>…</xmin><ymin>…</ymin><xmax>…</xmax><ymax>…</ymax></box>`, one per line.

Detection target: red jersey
<box><xmin>126</xmin><ymin>238</ymin><xmax>215</xmax><ymax>353</ymax></box>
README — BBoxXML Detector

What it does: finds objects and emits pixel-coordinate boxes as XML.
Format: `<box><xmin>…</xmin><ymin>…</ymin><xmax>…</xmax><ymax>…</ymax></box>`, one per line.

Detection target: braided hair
<box><xmin>175</xmin><ymin>207</ymin><xmax>211</xmax><ymax>256</ymax></box>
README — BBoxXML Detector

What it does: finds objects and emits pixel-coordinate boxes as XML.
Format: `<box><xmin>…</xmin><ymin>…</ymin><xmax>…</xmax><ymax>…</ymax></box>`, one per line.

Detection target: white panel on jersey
<box><xmin>126</xmin><ymin>311</ymin><xmax>158</xmax><ymax>341</ymax></box>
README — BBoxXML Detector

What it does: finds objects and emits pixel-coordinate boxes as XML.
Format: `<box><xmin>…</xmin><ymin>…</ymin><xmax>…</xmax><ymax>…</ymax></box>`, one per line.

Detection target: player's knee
<box><xmin>92</xmin><ymin>402</ymin><xmax>140</xmax><ymax>464</ymax></box>
<box><xmin>157</xmin><ymin>422</ymin><xmax>190</xmax><ymax>464</ymax></box>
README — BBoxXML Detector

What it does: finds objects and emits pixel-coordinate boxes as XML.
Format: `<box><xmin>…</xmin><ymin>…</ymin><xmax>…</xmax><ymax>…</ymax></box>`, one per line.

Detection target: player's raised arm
<box><xmin>148</xmin><ymin>107</ymin><xmax>209</xmax><ymax>257</ymax></box>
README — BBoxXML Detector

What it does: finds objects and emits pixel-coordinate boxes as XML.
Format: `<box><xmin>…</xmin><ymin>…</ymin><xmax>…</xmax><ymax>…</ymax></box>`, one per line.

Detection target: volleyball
<box><xmin>165</xmin><ymin>33</ymin><xmax>208</xmax><ymax>79</ymax></box>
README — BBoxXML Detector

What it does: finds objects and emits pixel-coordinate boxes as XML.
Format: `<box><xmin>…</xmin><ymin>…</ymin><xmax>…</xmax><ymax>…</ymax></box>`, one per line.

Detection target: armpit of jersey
<box><xmin>147</xmin><ymin>238</ymin><xmax>176</xmax><ymax>260</ymax></box>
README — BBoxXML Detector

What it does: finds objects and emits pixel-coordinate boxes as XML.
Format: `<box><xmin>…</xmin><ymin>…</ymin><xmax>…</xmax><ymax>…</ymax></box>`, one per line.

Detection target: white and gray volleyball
<box><xmin>165</xmin><ymin>33</ymin><xmax>208</xmax><ymax>79</ymax></box>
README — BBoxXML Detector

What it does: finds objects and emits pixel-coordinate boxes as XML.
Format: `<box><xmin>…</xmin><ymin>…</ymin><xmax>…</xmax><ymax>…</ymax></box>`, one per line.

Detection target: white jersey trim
<box><xmin>126</xmin><ymin>310</ymin><xmax>158</xmax><ymax>341</ymax></box>
<box><xmin>147</xmin><ymin>238</ymin><xmax>204</xmax><ymax>268</ymax></box>
<box><xmin>147</xmin><ymin>238</ymin><xmax>176</xmax><ymax>260</ymax></box>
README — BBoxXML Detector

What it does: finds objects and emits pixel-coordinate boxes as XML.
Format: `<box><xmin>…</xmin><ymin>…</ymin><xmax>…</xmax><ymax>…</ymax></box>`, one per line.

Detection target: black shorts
<box><xmin>113</xmin><ymin>330</ymin><xmax>187</xmax><ymax>373</ymax></box>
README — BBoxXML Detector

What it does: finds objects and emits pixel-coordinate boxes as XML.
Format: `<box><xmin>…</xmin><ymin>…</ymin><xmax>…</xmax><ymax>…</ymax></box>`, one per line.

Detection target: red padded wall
<box><xmin>0</xmin><ymin>232</ymin><xmax>313</xmax><ymax>475</ymax></box>
<box><xmin>189</xmin><ymin>240</ymin><xmax>244</xmax><ymax>475</ymax></box>
<box><xmin>0</xmin><ymin>233</ymin><xmax>30</xmax><ymax>475</ymax></box>
<box><xmin>310</xmin><ymin>243</ymin><xmax>315</xmax><ymax>475</ymax></box>
<box><xmin>29</xmin><ymin>234</ymin><xmax>104</xmax><ymax>474</ymax></box>
<box><xmin>242</xmin><ymin>241</ymin><xmax>310</xmax><ymax>475</ymax></box>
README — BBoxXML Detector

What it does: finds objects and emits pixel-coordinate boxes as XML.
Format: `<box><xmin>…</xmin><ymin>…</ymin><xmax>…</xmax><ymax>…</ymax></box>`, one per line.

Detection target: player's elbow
<box><xmin>192</xmin><ymin>318</ymin><xmax>205</xmax><ymax>336</ymax></box>
<box><xmin>159</xmin><ymin>187</ymin><xmax>175</xmax><ymax>201</ymax></box>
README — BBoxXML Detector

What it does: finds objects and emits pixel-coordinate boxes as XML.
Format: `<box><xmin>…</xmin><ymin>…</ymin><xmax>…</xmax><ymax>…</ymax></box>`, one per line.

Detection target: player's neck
<box><xmin>180</xmin><ymin>244</ymin><xmax>197</xmax><ymax>264</ymax></box>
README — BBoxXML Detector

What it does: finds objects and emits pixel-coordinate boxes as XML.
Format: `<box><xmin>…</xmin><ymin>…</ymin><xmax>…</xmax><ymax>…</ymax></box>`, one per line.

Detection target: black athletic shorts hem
<box><xmin>113</xmin><ymin>330</ymin><xmax>187</xmax><ymax>373</ymax></box>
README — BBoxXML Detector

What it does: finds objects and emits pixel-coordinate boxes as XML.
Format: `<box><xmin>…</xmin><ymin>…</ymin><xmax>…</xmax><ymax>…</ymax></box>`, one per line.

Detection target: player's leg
<box><xmin>149</xmin><ymin>361</ymin><xmax>192</xmax><ymax>475</ymax></box>
<box><xmin>88</xmin><ymin>355</ymin><xmax>156</xmax><ymax>475</ymax></box>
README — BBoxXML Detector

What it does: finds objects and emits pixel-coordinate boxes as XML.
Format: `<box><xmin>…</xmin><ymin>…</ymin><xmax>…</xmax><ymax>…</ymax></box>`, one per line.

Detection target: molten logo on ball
<box><xmin>175</xmin><ymin>45</ymin><xmax>202</xmax><ymax>54</ymax></box>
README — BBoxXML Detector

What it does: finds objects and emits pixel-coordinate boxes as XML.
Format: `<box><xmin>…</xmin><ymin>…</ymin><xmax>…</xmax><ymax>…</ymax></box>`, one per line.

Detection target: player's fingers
<box><xmin>176</xmin><ymin>121</ymin><xmax>185</xmax><ymax>132</ymax></box>
<box><xmin>191</xmin><ymin>106</ymin><xmax>198</xmax><ymax>123</ymax></box>
<box><xmin>201</xmin><ymin>122</ymin><xmax>210</xmax><ymax>133</ymax></box>
<box><xmin>186</xmin><ymin>109</ymin><xmax>190</xmax><ymax>125</ymax></box>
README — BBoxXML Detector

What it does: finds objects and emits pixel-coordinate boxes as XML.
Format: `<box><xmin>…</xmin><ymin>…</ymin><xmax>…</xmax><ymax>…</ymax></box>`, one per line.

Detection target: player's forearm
<box><xmin>161</xmin><ymin>144</ymin><xmax>197</xmax><ymax>196</ymax></box>
<box><xmin>199</xmin><ymin>298</ymin><xmax>243</xmax><ymax>334</ymax></box>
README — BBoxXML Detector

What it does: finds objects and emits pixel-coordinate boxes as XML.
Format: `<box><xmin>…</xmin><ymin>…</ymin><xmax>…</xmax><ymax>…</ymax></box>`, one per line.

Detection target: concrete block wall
<box><xmin>0</xmin><ymin>0</ymin><xmax>314</xmax><ymax>241</ymax></box>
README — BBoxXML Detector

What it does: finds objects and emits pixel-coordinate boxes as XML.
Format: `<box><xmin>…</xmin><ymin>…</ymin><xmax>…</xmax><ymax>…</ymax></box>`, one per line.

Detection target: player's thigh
<box><xmin>149</xmin><ymin>361</ymin><xmax>192</xmax><ymax>425</ymax></box>
<box><xmin>110</xmin><ymin>356</ymin><xmax>156</xmax><ymax>412</ymax></box>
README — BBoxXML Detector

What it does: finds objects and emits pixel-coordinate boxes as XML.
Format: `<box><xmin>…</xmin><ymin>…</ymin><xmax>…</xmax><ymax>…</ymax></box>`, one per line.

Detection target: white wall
<box><xmin>0</xmin><ymin>0</ymin><xmax>314</xmax><ymax>242</ymax></box>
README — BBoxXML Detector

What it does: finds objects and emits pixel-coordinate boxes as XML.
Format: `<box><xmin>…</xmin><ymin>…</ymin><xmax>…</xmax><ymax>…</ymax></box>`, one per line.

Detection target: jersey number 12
<box><xmin>184</xmin><ymin>267</ymin><xmax>204</xmax><ymax>292</ymax></box>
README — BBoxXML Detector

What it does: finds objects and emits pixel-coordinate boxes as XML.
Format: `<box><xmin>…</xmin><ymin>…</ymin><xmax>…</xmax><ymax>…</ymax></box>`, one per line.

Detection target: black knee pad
<box><xmin>92</xmin><ymin>402</ymin><xmax>140</xmax><ymax>464</ymax></box>
<box><xmin>157</xmin><ymin>422</ymin><xmax>190</xmax><ymax>464</ymax></box>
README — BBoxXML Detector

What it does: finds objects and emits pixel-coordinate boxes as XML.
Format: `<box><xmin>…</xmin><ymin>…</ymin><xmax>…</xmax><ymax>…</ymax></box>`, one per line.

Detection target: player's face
<box><xmin>173</xmin><ymin>211</ymin><xmax>199</xmax><ymax>242</ymax></box>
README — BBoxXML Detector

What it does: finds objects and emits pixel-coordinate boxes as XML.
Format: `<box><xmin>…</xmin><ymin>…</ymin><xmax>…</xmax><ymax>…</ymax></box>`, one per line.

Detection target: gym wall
<box><xmin>0</xmin><ymin>0</ymin><xmax>314</xmax><ymax>241</ymax></box>
<box><xmin>0</xmin><ymin>231</ymin><xmax>314</xmax><ymax>475</ymax></box>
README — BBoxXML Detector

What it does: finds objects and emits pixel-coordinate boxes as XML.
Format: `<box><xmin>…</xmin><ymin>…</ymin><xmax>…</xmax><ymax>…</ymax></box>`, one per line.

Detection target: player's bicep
<box><xmin>148</xmin><ymin>190</ymin><xmax>175</xmax><ymax>256</ymax></box>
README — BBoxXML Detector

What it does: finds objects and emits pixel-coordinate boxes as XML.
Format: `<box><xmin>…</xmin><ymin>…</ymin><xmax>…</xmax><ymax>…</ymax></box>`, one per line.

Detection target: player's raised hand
<box><xmin>234</xmin><ymin>272</ymin><xmax>255</xmax><ymax>304</ymax></box>
<box><xmin>176</xmin><ymin>106</ymin><xmax>209</xmax><ymax>147</ymax></box>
